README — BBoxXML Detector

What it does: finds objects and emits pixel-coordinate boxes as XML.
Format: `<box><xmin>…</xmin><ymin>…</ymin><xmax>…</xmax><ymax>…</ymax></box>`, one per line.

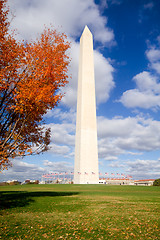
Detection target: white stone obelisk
<box><xmin>74</xmin><ymin>26</ymin><xmax>99</xmax><ymax>184</ymax></box>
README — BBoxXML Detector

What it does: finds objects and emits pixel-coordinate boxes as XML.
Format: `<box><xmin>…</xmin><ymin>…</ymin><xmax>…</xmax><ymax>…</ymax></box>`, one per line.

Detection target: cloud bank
<box><xmin>8</xmin><ymin>0</ymin><xmax>114</xmax><ymax>44</ymax></box>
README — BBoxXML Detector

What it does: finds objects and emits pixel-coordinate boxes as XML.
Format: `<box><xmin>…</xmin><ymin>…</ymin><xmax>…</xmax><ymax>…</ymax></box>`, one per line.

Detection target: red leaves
<box><xmin>0</xmin><ymin>0</ymin><xmax>71</xmax><ymax>170</ymax></box>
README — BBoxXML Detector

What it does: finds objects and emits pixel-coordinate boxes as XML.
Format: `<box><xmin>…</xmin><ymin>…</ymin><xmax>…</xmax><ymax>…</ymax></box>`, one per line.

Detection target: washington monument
<box><xmin>74</xmin><ymin>26</ymin><xmax>99</xmax><ymax>184</ymax></box>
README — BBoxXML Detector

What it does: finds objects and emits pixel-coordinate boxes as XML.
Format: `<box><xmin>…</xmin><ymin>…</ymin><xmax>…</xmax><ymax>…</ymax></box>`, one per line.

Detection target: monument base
<box><xmin>74</xmin><ymin>175</ymin><xmax>99</xmax><ymax>184</ymax></box>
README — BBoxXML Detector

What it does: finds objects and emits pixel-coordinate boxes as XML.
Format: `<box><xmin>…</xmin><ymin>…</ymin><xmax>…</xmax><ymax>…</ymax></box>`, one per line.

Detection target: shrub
<box><xmin>153</xmin><ymin>179</ymin><xmax>160</xmax><ymax>186</ymax></box>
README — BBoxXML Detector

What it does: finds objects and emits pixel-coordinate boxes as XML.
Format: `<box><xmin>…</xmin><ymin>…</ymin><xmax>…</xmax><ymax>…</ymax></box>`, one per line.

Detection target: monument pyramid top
<box><xmin>81</xmin><ymin>25</ymin><xmax>92</xmax><ymax>37</ymax></box>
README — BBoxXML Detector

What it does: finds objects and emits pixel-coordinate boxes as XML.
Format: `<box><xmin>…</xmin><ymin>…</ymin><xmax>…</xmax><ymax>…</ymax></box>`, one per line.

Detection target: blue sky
<box><xmin>1</xmin><ymin>0</ymin><xmax>160</xmax><ymax>181</ymax></box>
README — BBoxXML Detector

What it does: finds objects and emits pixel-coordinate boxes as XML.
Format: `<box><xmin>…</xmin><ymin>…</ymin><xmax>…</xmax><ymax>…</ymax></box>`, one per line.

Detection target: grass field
<box><xmin>0</xmin><ymin>184</ymin><xmax>160</xmax><ymax>239</ymax></box>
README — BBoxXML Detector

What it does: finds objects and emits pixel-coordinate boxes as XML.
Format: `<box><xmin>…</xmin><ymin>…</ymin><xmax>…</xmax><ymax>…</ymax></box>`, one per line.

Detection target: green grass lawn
<box><xmin>0</xmin><ymin>184</ymin><xmax>160</xmax><ymax>239</ymax></box>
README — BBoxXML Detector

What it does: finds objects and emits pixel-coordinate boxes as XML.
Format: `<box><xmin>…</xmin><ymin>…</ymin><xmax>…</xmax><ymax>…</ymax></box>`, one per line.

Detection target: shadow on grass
<box><xmin>0</xmin><ymin>191</ymin><xmax>79</xmax><ymax>210</ymax></box>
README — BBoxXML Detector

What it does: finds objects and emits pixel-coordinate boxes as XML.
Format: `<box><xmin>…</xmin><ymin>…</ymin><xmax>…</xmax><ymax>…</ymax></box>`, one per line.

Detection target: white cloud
<box><xmin>126</xmin><ymin>159</ymin><xmax>160</xmax><ymax>179</ymax></box>
<box><xmin>0</xmin><ymin>159</ymin><xmax>45</xmax><ymax>182</ymax></box>
<box><xmin>126</xmin><ymin>151</ymin><xmax>143</xmax><ymax>156</ymax></box>
<box><xmin>94</xmin><ymin>51</ymin><xmax>115</xmax><ymax>104</ymax></box>
<box><xmin>119</xmin><ymin>71</ymin><xmax>160</xmax><ymax>109</ymax></box>
<box><xmin>146</xmin><ymin>44</ymin><xmax>160</xmax><ymax>75</ymax></box>
<box><xmin>46</xmin><ymin>122</ymin><xmax>75</xmax><ymax>147</ymax></box>
<box><xmin>146</xmin><ymin>48</ymin><xmax>160</xmax><ymax>62</ymax></box>
<box><xmin>107</xmin><ymin>158</ymin><xmax>160</xmax><ymax>180</ymax></box>
<box><xmin>146</xmin><ymin>41</ymin><xmax>160</xmax><ymax>75</ymax></box>
<box><xmin>0</xmin><ymin>158</ymin><xmax>74</xmax><ymax>182</ymax></box>
<box><xmin>151</xmin><ymin>62</ymin><xmax>160</xmax><ymax>74</ymax></box>
<box><xmin>98</xmin><ymin>116</ymin><xmax>137</xmax><ymax>138</ymax></box>
<box><xmin>48</xmin><ymin>144</ymin><xmax>70</xmax><ymax>155</ymax></box>
<box><xmin>43</xmin><ymin>160</ymin><xmax>73</xmax><ymax>172</ymax></box>
<box><xmin>60</xmin><ymin>41</ymin><xmax>115</xmax><ymax>108</ymax></box>
<box><xmin>44</xmin><ymin>113</ymin><xmax>160</xmax><ymax>163</ymax></box>
<box><xmin>45</xmin><ymin>108</ymin><xmax>76</xmax><ymax>123</ymax></box>
<box><xmin>119</xmin><ymin>38</ymin><xmax>160</xmax><ymax>109</ymax></box>
<box><xmin>120</xmin><ymin>88</ymin><xmax>160</xmax><ymax>109</ymax></box>
<box><xmin>97</xmin><ymin>116</ymin><xmax>160</xmax><ymax>160</ymax></box>
<box><xmin>60</xmin><ymin>42</ymin><xmax>79</xmax><ymax>108</ymax></box>
<box><xmin>8</xmin><ymin>0</ymin><xmax>114</xmax><ymax>44</ymax></box>
<box><xmin>45</xmin><ymin>113</ymin><xmax>160</xmax><ymax>163</ymax></box>
<box><xmin>133</xmin><ymin>71</ymin><xmax>160</xmax><ymax>93</ymax></box>
<box><xmin>44</xmin><ymin>113</ymin><xmax>160</xmax><ymax>166</ymax></box>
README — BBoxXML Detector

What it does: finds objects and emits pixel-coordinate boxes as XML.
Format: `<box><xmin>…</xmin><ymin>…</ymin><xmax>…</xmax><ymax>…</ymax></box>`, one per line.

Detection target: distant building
<box><xmin>100</xmin><ymin>178</ymin><xmax>134</xmax><ymax>185</ymax></box>
<box><xmin>99</xmin><ymin>179</ymin><xmax>106</xmax><ymax>184</ymax></box>
<box><xmin>99</xmin><ymin>178</ymin><xmax>155</xmax><ymax>186</ymax></box>
<box><xmin>134</xmin><ymin>179</ymin><xmax>155</xmax><ymax>186</ymax></box>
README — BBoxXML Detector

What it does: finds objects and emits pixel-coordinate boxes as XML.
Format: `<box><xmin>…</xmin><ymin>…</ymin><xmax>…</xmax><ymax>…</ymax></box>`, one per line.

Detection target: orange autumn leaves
<box><xmin>0</xmin><ymin>0</ymin><xmax>71</xmax><ymax>170</ymax></box>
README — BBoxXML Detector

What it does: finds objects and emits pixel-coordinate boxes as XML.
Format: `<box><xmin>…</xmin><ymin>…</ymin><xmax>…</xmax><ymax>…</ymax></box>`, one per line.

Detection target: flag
<box><xmin>46</xmin><ymin>174</ymin><xmax>51</xmax><ymax>177</ymax></box>
<box><xmin>127</xmin><ymin>175</ymin><xmax>133</xmax><ymax>178</ymax></box>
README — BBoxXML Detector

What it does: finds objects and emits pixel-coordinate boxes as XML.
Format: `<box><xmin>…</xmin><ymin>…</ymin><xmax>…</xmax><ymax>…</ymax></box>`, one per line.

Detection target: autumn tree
<box><xmin>0</xmin><ymin>0</ymin><xmax>71</xmax><ymax>170</ymax></box>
